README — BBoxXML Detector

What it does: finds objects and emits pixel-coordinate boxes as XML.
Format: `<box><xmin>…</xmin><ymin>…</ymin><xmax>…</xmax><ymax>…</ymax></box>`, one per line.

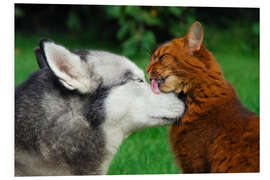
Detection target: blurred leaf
<box><xmin>105</xmin><ymin>6</ymin><xmax>122</xmax><ymax>18</ymax></box>
<box><xmin>125</xmin><ymin>6</ymin><xmax>141</xmax><ymax>16</ymax></box>
<box><xmin>15</xmin><ymin>7</ymin><xmax>24</xmax><ymax>18</ymax></box>
<box><xmin>142</xmin><ymin>11</ymin><xmax>162</xmax><ymax>26</ymax></box>
<box><xmin>125</xmin><ymin>6</ymin><xmax>145</xmax><ymax>22</ymax></box>
<box><xmin>123</xmin><ymin>46</ymin><xmax>137</xmax><ymax>57</ymax></box>
<box><xmin>141</xmin><ymin>31</ymin><xmax>156</xmax><ymax>50</ymax></box>
<box><xmin>67</xmin><ymin>11</ymin><xmax>81</xmax><ymax>32</ymax></box>
<box><xmin>122</xmin><ymin>37</ymin><xmax>138</xmax><ymax>56</ymax></box>
<box><xmin>117</xmin><ymin>23</ymin><xmax>130</xmax><ymax>40</ymax></box>
<box><xmin>168</xmin><ymin>7</ymin><xmax>182</xmax><ymax>16</ymax></box>
<box><xmin>252</xmin><ymin>23</ymin><xmax>259</xmax><ymax>35</ymax></box>
<box><xmin>169</xmin><ymin>23</ymin><xmax>181</xmax><ymax>36</ymax></box>
<box><xmin>150</xmin><ymin>9</ymin><xmax>158</xmax><ymax>17</ymax></box>
<box><xmin>187</xmin><ymin>15</ymin><xmax>196</xmax><ymax>27</ymax></box>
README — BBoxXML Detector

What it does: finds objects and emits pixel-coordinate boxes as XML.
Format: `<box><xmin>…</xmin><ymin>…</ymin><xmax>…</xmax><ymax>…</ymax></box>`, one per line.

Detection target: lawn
<box><xmin>14</xmin><ymin>33</ymin><xmax>259</xmax><ymax>175</ymax></box>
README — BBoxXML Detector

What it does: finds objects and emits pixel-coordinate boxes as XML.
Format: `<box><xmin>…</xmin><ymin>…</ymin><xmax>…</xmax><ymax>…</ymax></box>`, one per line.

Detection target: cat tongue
<box><xmin>151</xmin><ymin>79</ymin><xmax>161</xmax><ymax>94</ymax></box>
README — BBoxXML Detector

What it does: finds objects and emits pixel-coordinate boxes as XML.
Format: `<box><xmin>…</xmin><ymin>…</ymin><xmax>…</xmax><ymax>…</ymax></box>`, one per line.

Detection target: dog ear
<box><xmin>186</xmin><ymin>21</ymin><xmax>204</xmax><ymax>53</ymax></box>
<box><xmin>39</xmin><ymin>39</ymin><xmax>101</xmax><ymax>93</ymax></box>
<box><xmin>34</xmin><ymin>47</ymin><xmax>48</xmax><ymax>69</ymax></box>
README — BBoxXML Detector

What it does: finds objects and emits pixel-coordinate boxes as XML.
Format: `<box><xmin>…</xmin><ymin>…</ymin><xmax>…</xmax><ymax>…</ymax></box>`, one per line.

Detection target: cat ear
<box><xmin>187</xmin><ymin>21</ymin><xmax>204</xmax><ymax>52</ymax></box>
<box><xmin>39</xmin><ymin>39</ymin><xmax>101</xmax><ymax>93</ymax></box>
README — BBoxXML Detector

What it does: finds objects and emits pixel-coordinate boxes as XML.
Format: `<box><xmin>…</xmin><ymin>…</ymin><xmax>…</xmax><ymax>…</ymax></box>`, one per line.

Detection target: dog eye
<box><xmin>134</xmin><ymin>78</ymin><xmax>144</xmax><ymax>83</ymax></box>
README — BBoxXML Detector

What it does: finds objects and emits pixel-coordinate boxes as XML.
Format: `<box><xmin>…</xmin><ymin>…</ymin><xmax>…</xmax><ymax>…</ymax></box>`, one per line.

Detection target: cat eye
<box><xmin>159</xmin><ymin>54</ymin><xmax>168</xmax><ymax>60</ymax></box>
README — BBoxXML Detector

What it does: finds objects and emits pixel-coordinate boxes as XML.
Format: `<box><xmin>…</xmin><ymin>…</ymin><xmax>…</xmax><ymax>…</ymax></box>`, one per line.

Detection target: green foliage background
<box><xmin>15</xmin><ymin>5</ymin><xmax>259</xmax><ymax>58</ymax></box>
<box><xmin>15</xmin><ymin>4</ymin><xmax>259</xmax><ymax>175</ymax></box>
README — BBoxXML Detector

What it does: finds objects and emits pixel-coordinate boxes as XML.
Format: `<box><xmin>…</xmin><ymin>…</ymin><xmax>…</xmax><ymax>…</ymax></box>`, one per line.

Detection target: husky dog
<box><xmin>15</xmin><ymin>39</ymin><xmax>185</xmax><ymax>176</ymax></box>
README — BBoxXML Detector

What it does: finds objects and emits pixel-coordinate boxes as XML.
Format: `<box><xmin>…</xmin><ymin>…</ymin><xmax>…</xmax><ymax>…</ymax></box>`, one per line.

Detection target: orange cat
<box><xmin>146</xmin><ymin>22</ymin><xmax>259</xmax><ymax>173</ymax></box>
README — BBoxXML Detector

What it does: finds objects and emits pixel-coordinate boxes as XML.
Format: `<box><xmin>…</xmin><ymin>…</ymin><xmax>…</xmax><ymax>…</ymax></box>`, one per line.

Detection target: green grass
<box><xmin>216</xmin><ymin>52</ymin><xmax>260</xmax><ymax>114</ymax></box>
<box><xmin>14</xmin><ymin>33</ymin><xmax>259</xmax><ymax>175</ymax></box>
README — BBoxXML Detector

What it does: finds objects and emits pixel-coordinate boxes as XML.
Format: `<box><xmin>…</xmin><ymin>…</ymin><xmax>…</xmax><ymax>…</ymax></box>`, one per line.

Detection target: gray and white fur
<box><xmin>15</xmin><ymin>39</ymin><xmax>185</xmax><ymax>176</ymax></box>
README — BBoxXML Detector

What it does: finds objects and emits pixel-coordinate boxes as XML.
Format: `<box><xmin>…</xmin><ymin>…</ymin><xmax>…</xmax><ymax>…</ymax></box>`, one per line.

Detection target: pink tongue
<box><xmin>151</xmin><ymin>79</ymin><xmax>161</xmax><ymax>94</ymax></box>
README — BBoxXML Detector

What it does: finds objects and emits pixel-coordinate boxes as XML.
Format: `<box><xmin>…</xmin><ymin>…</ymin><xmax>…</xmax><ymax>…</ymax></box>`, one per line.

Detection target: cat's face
<box><xmin>146</xmin><ymin>22</ymin><xmax>223</xmax><ymax>95</ymax></box>
<box><xmin>147</xmin><ymin>38</ymin><xmax>200</xmax><ymax>94</ymax></box>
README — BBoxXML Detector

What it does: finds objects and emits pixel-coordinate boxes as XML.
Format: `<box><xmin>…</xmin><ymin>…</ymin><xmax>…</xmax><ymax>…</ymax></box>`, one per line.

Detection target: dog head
<box><xmin>38</xmin><ymin>39</ymin><xmax>185</xmax><ymax>136</ymax></box>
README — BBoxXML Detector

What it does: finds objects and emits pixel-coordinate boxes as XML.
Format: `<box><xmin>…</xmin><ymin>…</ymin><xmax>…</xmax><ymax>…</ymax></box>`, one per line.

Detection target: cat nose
<box><xmin>156</xmin><ymin>79</ymin><xmax>162</xmax><ymax>84</ymax></box>
<box><xmin>157</xmin><ymin>78</ymin><xmax>166</xmax><ymax>84</ymax></box>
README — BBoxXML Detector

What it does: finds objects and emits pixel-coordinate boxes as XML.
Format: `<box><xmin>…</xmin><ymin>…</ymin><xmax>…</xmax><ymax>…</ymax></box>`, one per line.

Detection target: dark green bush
<box><xmin>15</xmin><ymin>5</ymin><xmax>259</xmax><ymax>58</ymax></box>
<box><xmin>103</xmin><ymin>6</ymin><xmax>196</xmax><ymax>57</ymax></box>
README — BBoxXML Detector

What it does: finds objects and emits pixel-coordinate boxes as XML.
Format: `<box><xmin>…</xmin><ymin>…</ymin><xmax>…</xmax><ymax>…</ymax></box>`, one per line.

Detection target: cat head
<box><xmin>146</xmin><ymin>21</ymin><xmax>224</xmax><ymax>96</ymax></box>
